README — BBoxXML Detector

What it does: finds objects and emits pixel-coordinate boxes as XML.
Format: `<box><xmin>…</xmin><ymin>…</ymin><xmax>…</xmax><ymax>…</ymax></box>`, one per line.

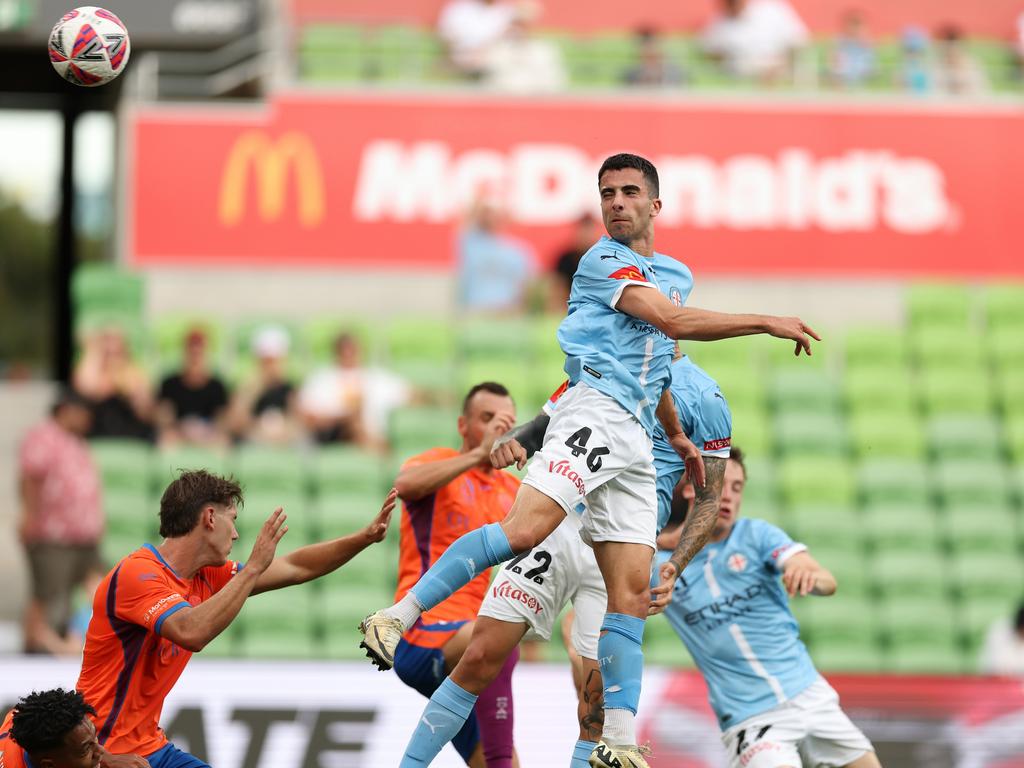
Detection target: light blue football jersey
<box><xmin>652</xmin><ymin>355</ymin><xmax>733</xmax><ymax>532</ymax></box>
<box><xmin>557</xmin><ymin>236</ymin><xmax>693</xmax><ymax>436</ymax></box>
<box><xmin>654</xmin><ymin>519</ymin><xmax>820</xmax><ymax>729</ymax></box>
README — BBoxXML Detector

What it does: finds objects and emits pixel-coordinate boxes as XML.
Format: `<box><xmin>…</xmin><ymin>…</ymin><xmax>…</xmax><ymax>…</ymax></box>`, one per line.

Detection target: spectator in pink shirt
<box><xmin>18</xmin><ymin>388</ymin><xmax>105</xmax><ymax>656</ymax></box>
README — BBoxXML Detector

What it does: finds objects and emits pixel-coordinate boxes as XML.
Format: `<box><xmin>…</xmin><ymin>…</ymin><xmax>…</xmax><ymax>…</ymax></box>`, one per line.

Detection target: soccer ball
<box><xmin>48</xmin><ymin>6</ymin><xmax>130</xmax><ymax>87</ymax></box>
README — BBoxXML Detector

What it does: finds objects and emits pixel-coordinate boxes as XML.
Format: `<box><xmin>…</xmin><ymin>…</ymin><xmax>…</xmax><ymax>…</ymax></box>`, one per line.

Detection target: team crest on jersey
<box><xmin>669</xmin><ymin>286</ymin><xmax>683</xmax><ymax>306</ymax></box>
<box><xmin>727</xmin><ymin>553</ymin><xmax>748</xmax><ymax>572</ymax></box>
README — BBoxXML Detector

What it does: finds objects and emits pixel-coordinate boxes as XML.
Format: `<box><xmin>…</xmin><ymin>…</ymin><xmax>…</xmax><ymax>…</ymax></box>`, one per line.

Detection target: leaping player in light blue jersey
<box><xmin>650</xmin><ymin>447</ymin><xmax>882</xmax><ymax>768</ymax></box>
<box><xmin>360</xmin><ymin>153</ymin><xmax>820</xmax><ymax>768</ymax></box>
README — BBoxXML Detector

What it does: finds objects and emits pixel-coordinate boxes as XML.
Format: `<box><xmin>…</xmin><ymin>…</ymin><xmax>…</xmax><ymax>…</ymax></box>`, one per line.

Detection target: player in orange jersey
<box><xmin>373</xmin><ymin>382</ymin><xmax>521</xmax><ymax>768</ymax></box>
<box><xmin>0</xmin><ymin>688</ymin><xmax>119</xmax><ymax>768</ymax></box>
<box><xmin>76</xmin><ymin>469</ymin><xmax>396</xmax><ymax>768</ymax></box>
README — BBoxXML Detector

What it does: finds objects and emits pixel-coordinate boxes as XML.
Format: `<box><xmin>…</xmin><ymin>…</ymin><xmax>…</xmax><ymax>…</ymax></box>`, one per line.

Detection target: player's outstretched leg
<box><xmin>401</xmin><ymin>618</ymin><xmax>527</xmax><ymax>766</ymax></box>
<box><xmin>361</xmin><ymin>487</ymin><xmax>563</xmax><ymax>669</ymax></box>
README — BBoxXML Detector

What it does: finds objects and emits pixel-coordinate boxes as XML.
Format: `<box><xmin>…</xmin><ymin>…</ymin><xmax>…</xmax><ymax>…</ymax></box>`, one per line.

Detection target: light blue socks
<box><xmin>598</xmin><ymin>613</ymin><xmax>645</xmax><ymax>745</ymax></box>
<box><xmin>400</xmin><ymin>678</ymin><xmax>478</xmax><ymax>767</ymax></box>
<box><xmin>572</xmin><ymin>739</ymin><xmax>599</xmax><ymax>767</ymax></box>
<box><xmin>410</xmin><ymin>523</ymin><xmax>515</xmax><ymax>610</ymax></box>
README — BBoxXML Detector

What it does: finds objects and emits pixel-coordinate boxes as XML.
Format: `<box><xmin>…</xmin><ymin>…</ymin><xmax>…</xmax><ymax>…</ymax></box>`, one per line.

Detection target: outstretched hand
<box><xmin>247</xmin><ymin>507</ymin><xmax>288</xmax><ymax>574</ymax></box>
<box><xmin>363</xmin><ymin>488</ymin><xmax>397</xmax><ymax>544</ymax></box>
<box><xmin>649</xmin><ymin>561</ymin><xmax>680</xmax><ymax>616</ymax></box>
<box><xmin>767</xmin><ymin>316</ymin><xmax>821</xmax><ymax>356</ymax></box>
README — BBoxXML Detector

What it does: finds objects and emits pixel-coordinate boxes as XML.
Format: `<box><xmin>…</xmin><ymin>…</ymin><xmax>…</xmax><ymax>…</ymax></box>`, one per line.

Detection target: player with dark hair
<box><xmin>385</xmin><ymin>382</ymin><xmax>523</xmax><ymax>768</ymax></box>
<box><xmin>362</xmin><ymin>151</ymin><xmax>818</xmax><ymax>767</ymax></box>
<box><xmin>75</xmin><ymin>469</ymin><xmax>397</xmax><ymax>768</ymax></box>
<box><xmin>1</xmin><ymin>687</ymin><xmax>124</xmax><ymax>768</ymax></box>
<box><xmin>649</xmin><ymin>447</ymin><xmax>881</xmax><ymax>768</ymax></box>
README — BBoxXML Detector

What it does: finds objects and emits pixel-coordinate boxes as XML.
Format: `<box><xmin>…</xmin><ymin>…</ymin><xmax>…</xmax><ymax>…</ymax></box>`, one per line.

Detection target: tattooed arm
<box><xmin>649</xmin><ymin>457</ymin><xmax>727</xmax><ymax>615</ymax></box>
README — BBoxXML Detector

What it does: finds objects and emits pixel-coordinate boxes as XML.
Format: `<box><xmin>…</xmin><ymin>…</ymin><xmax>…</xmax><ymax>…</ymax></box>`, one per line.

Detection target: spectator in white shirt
<box><xmin>702</xmin><ymin>0</ymin><xmax>808</xmax><ymax>83</ymax></box>
<box><xmin>482</xmin><ymin>1</ymin><xmax>567</xmax><ymax>92</ymax></box>
<box><xmin>438</xmin><ymin>0</ymin><xmax>516</xmax><ymax>78</ymax></box>
<box><xmin>979</xmin><ymin>602</ymin><xmax>1024</xmax><ymax>676</ymax></box>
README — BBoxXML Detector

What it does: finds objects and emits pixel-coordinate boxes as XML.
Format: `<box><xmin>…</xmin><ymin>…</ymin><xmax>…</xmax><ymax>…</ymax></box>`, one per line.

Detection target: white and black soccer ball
<box><xmin>48</xmin><ymin>6</ymin><xmax>130</xmax><ymax>87</ymax></box>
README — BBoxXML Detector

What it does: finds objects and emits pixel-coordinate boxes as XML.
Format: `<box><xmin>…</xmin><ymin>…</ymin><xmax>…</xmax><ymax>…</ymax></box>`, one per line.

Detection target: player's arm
<box><xmin>781</xmin><ymin>551</ymin><xmax>837</xmax><ymax>597</ymax></box>
<box><xmin>617</xmin><ymin>285</ymin><xmax>820</xmax><ymax>355</ymax></box>
<box><xmin>490</xmin><ymin>411</ymin><xmax>550</xmax><ymax>470</ymax></box>
<box><xmin>99</xmin><ymin>746</ymin><xmax>151</xmax><ymax>768</ymax></box>
<box><xmin>252</xmin><ymin>489</ymin><xmax>396</xmax><ymax>594</ymax></box>
<box><xmin>649</xmin><ymin>457</ymin><xmax>727</xmax><ymax>615</ymax></box>
<box><xmin>159</xmin><ymin>509</ymin><xmax>287</xmax><ymax>652</ymax></box>
<box><xmin>395</xmin><ymin>411</ymin><xmax>516</xmax><ymax>500</ymax></box>
<box><xmin>656</xmin><ymin>387</ymin><xmax>706</xmax><ymax>488</ymax></box>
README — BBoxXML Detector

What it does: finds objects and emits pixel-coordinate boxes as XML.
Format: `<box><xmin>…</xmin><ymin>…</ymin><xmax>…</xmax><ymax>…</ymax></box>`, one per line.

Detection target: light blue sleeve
<box><xmin>694</xmin><ymin>388</ymin><xmax>732</xmax><ymax>457</ymax></box>
<box><xmin>573</xmin><ymin>247</ymin><xmax>654</xmax><ymax>310</ymax></box>
<box><xmin>753</xmin><ymin>520</ymin><xmax>807</xmax><ymax>573</ymax></box>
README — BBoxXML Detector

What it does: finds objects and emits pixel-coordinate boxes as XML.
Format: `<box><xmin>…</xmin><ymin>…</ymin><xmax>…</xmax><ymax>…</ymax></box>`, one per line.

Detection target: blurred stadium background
<box><xmin>2</xmin><ymin>0</ymin><xmax>1024</xmax><ymax>764</ymax></box>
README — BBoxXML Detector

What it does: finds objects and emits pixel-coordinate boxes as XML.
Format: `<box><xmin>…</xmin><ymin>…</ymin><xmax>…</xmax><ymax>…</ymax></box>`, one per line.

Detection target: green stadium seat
<box><xmin>738</xmin><ymin>456</ymin><xmax>777</xmax><ymax>507</ymax></box>
<box><xmin>1006</xmin><ymin>416</ymin><xmax>1024</xmax><ymax>462</ymax></box>
<box><xmin>774</xmin><ymin>412</ymin><xmax>848</xmax><ymax>457</ymax></box>
<box><xmin>232</xmin><ymin>444</ymin><xmax>307</xmax><ymax>494</ymax></box>
<box><xmin>843</xmin><ymin>326</ymin><xmax>908</xmax><ymax>371</ymax></box>
<box><xmin>886</xmin><ymin>641</ymin><xmax>965</xmax><ymax>675</ymax></box>
<box><xmin>320</xmin><ymin>584</ymin><xmax>397</xmax><ymax>659</ymax></box>
<box><xmin>785</xmin><ymin>504</ymin><xmax>863</xmax><ymax>550</ymax></box>
<box><xmin>983</xmin><ymin>283</ymin><xmax>1024</xmax><ymax>330</ymax></box>
<box><xmin>457</xmin><ymin>318</ymin><xmax>533</xmax><ymax>360</ymax></box>
<box><xmin>302</xmin><ymin>316</ymin><xmax>374</xmax><ymax>367</ymax></box>
<box><xmin>154</xmin><ymin>446</ymin><xmax>229</xmax><ymax>486</ymax></box>
<box><xmin>711</xmin><ymin>363</ymin><xmax>766</xmax><ymax>413</ymax></box>
<box><xmin>779</xmin><ymin>456</ymin><xmax>855</xmax><ymax>507</ymax></box>
<box><xmin>844</xmin><ymin>368</ymin><xmax>916</xmax><ymax>417</ymax></box>
<box><xmin>740</xmin><ymin>499</ymin><xmax>785</xmax><ymax>528</ymax></box>
<box><xmin>644</xmin><ymin>617</ymin><xmax>692</xmax><ymax>668</ymax></box>
<box><xmin>953</xmin><ymin>551</ymin><xmax>1024</xmax><ymax>599</ymax></box>
<box><xmin>801</xmin><ymin>596</ymin><xmax>881</xmax><ymax>662</ymax></box>
<box><xmin>238</xmin><ymin>584</ymin><xmax>318</xmax><ymax>659</ymax></box>
<box><xmin>934</xmin><ymin>460</ymin><xmax>1012</xmax><ymax>507</ymax></box>
<box><xmin>869</xmin><ymin>550</ymin><xmax>950</xmax><ymax>598</ymax></box>
<box><xmin>101</xmin><ymin>532</ymin><xmax>151</xmax><ymax>567</ymax></box>
<box><xmin>996</xmin><ymin>370</ymin><xmax>1024</xmax><ymax>418</ymax></box>
<box><xmin>312</xmin><ymin>445</ymin><xmax>387</xmax><ymax>496</ymax></box>
<box><xmin>769</xmin><ymin>370</ymin><xmax>841</xmax><ymax>414</ymax></box>
<box><xmin>103</xmin><ymin>489</ymin><xmax>157</xmax><ymax>538</ymax></box>
<box><xmin>240</xmin><ymin>490</ymin><xmax>314</xmax><ymax>545</ymax></box>
<box><xmin>686</xmin><ymin>337</ymin><xmax>759</xmax><ymax>371</ymax></box>
<box><xmin>812</xmin><ymin>642</ymin><xmax>884</xmax><ymax>673</ymax></box>
<box><xmin>926</xmin><ymin>415</ymin><xmax>1003</xmax><ymax>461</ymax></box>
<box><xmin>857</xmin><ymin>458</ymin><xmax>931</xmax><ymax>506</ymax></box>
<box><xmin>89</xmin><ymin>439</ymin><xmax>153</xmax><ymax>494</ymax></box>
<box><xmin>386</xmin><ymin>316</ymin><xmax>456</xmax><ymax>365</ymax></box>
<box><xmin>198</xmin><ymin>621</ymin><xmax>241</xmax><ymax>658</ymax></box>
<box><xmin>988</xmin><ymin>327</ymin><xmax>1024</xmax><ymax>374</ymax></box>
<box><xmin>390</xmin><ymin>406</ymin><xmax>461</xmax><ymax>456</ymax></box>
<box><xmin>863</xmin><ymin>504</ymin><xmax>940</xmax><ymax>554</ymax></box>
<box><xmin>457</xmin><ymin>361</ymin><xmax>537</xmax><ymax>413</ymax></box>
<box><xmin>941</xmin><ymin>505</ymin><xmax>1018</xmax><ymax>555</ymax></box>
<box><xmin>531</xmin><ymin>315</ymin><xmax>565</xmax><ymax>366</ymax></box>
<box><xmin>918</xmin><ymin>368</ymin><xmax>994</xmax><ymax>416</ymax></box>
<box><xmin>962</xmin><ymin>595</ymin><xmax>1019</xmax><ymax>657</ymax></box>
<box><xmin>906</xmin><ymin>283</ymin><xmax>973</xmax><ymax>331</ymax></box>
<box><xmin>72</xmin><ymin>265</ymin><xmax>145</xmax><ymax>328</ymax></box>
<box><xmin>911</xmin><ymin>327</ymin><xmax>984</xmax><ymax>371</ymax></box>
<box><xmin>880</xmin><ymin>595</ymin><xmax>957</xmax><ymax>648</ymax></box>
<box><xmin>318</xmin><ymin>489</ymin><xmax>394</xmax><ymax>540</ymax></box>
<box><xmin>729</xmin><ymin>405</ymin><xmax>771</xmax><ymax>457</ymax></box>
<box><xmin>816</xmin><ymin>549</ymin><xmax>871</xmax><ymax>597</ymax></box>
<box><xmin>849</xmin><ymin>412</ymin><xmax>925</xmax><ymax>459</ymax></box>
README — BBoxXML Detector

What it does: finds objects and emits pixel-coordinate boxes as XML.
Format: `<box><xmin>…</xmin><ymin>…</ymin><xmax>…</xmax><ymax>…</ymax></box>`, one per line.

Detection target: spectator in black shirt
<box><xmin>228</xmin><ymin>324</ymin><xmax>298</xmax><ymax>445</ymax></box>
<box><xmin>157</xmin><ymin>327</ymin><xmax>229</xmax><ymax>448</ymax></box>
<box><xmin>546</xmin><ymin>213</ymin><xmax>599</xmax><ymax>313</ymax></box>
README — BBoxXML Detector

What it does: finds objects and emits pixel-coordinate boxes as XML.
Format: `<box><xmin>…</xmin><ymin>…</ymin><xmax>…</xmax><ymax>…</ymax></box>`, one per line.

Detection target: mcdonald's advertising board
<box><xmin>130</xmin><ymin>92</ymin><xmax>1024</xmax><ymax>276</ymax></box>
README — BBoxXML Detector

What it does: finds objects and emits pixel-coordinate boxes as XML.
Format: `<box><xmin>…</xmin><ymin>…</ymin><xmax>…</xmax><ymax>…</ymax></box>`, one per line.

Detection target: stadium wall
<box><xmin>2</xmin><ymin>658</ymin><xmax>1022</xmax><ymax>766</ymax></box>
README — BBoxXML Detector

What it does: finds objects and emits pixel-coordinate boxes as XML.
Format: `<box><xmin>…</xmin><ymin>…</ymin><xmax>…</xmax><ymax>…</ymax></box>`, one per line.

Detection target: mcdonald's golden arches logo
<box><xmin>218</xmin><ymin>131</ymin><xmax>325</xmax><ymax>228</ymax></box>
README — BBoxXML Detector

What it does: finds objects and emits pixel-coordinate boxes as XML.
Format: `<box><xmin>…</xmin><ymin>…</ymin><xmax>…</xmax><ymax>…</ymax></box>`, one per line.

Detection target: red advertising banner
<box><xmin>641</xmin><ymin>671</ymin><xmax>1024</xmax><ymax>767</ymax></box>
<box><xmin>130</xmin><ymin>93</ymin><xmax>1024</xmax><ymax>276</ymax></box>
<box><xmin>291</xmin><ymin>0</ymin><xmax>1023</xmax><ymax>39</ymax></box>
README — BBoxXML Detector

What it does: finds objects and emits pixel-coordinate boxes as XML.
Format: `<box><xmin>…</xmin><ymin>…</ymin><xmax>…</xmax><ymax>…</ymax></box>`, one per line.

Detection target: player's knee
<box><xmin>606</xmin><ymin>588</ymin><xmax>651</xmax><ymax>619</ymax></box>
<box><xmin>458</xmin><ymin>642</ymin><xmax>503</xmax><ymax>688</ymax></box>
<box><xmin>501</xmin><ymin>523</ymin><xmax>544</xmax><ymax>553</ymax></box>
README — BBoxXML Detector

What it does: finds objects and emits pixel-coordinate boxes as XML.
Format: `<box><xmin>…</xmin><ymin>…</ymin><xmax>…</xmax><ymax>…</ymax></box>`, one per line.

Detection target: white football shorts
<box><xmin>522</xmin><ymin>383</ymin><xmax>658</xmax><ymax>550</ymax></box>
<box><xmin>720</xmin><ymin>677</ymin><xmax>874</xmax><ymax>768</ymax></box>
<box><xmin>478</xmin><ymin>515</ymin><xmax>607</xmax><ymax>659</ymax></box>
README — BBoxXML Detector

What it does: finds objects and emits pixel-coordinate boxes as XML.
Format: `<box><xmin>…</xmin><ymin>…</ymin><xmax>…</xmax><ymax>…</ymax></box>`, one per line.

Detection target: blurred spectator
<box><xmin>547</xmin><ymin>212</ymin><xmax>599</xmax><ymax>313</ymax></box>
<box><xmin>828</xmin><ymin>9</ymin><xmax>876</xmax><ymax>88</ymax></box>
<box><xmin>18</xmin><ymin>387</ymin><xmax>103</xmax><ymax>656</ymax></box>
<box><xmin>438</xmin><ymin>0</ymin><xmax>516</xmax><ymax>79</ymax></box>
<box><xmin>227</xmin><ymin>324</ymin><xmax>299</xmax><ymax>446</ymax></box>
<box><xmin>156</xmin><ymin>327</ymin><xmax>229</xmax><ymax>448</ymax></box>
<box><xmin>482</xmin><ymin>1</ymin><xmax>567</xmax><ymax>92</ymax></box>
<box><xmin>897</xmin><ymin>26</ymin><xmax>933</xmax><ymax>93</ymax></box>
<box><xmin>458</xmin><ymin>197</ymin><xmax>535</xmax><ymax>314</ymax></box>
<box><xmin>299</xmin><ymin>332</ymin><xmax>412</xmax><ymax>450</ymax></box>
<box><xmin>1016</xmin><ymin>12</ymin><xmax>1024</xmax><ymax>79</ymax></box>
<box><xmin>623</xmin><ymin>27</ymin><xmax>686</xmax><ymax>87</ymax></box>
<box><xmin>702</xmin><ymin>0</ymin><xmax>809</xmax><ymax>83</ymax></box>
<box><xmin>979</xmin><ymin>601</ymin><xmax>1024</xmax><ymax>675</ymax></box>
<box><xmin>934</xmin><ymin>24</ymin><xmax>989</xmax><ymax>95</ymax></box>
<box><xmin>72</xmin><ymin>326</ymin><xmax>154</xmax><ymax>441</ymax></box>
